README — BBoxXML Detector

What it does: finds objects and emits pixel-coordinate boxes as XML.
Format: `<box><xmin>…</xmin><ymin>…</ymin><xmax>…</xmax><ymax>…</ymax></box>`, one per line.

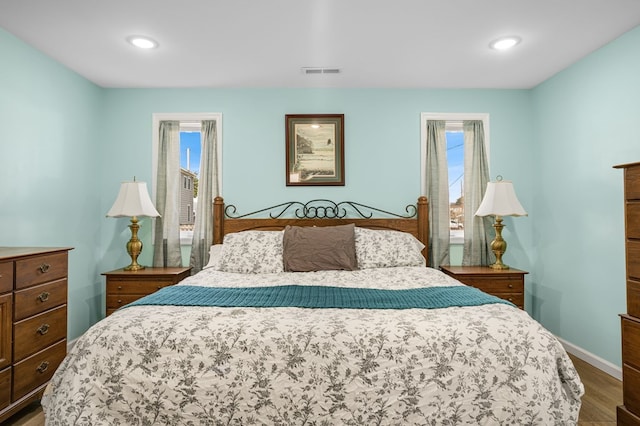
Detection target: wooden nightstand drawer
<box><xmin>15</xmin><ymin>252</ymin><xmax>68</xmax><ymax>290</ymax></box>
<box><xmin>0</xmin><ymin>367</ymin><xmax>10</xmax><ymax>410</ymax></box>
<box><xmin>12</xmin><ymin>340</ymin><xmax>66</xmax><ymax>401</ymax></box>
<box><xmin>107</xmin><ymin>294</ymin><xmax>150</xmax><ymax>310</ymax></box>
<box><xmin>14</xmin><ymin>278</ymin><xmax>67</xmax><ymax>321</ymax></box>
<box><xmin>456</xmin><ymin>276</ymin><xmax>523</xmax><ymax>293</ymax></box>
<box><xmin>13</xmin><ymin>305</ymin><xmax>67</xmax><ymax>362</ymax></box>
<box><xmin>106</xmin><ymin>279</ymin><xmax>176</xmax><ymax>296</ymax></box>
<box><xmin>0</xmin><ymin>262</ymin><xmax>12</xmax><ymax>294</ymax></box>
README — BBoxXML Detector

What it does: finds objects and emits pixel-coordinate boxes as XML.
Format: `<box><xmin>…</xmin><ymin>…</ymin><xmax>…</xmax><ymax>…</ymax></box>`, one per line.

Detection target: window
<box><xmin>152</xmin><ymin>113</ymin><xmax>222</xmax><ymax>246</ymax></box>
<box><xmin>420</xmin><ymin>112</ymin><xmax>490</xmax><ymax>249</ymax></box>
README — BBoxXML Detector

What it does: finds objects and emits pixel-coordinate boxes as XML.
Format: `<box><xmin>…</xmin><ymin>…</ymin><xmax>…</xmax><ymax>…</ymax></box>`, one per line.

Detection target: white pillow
<box><xmin>203</xmin><ymin>244</ymin><xmax>223</xmax><ymax>270</ymax></box>
<box><xmin>217</xmin><ymin>231</ymin><xmax>284</xmax><ymax>274</ymax></box>
<box><xmin>354</xmin><ymin>227</ymin><xmax>425</xmax><ymax>269</ymax></box>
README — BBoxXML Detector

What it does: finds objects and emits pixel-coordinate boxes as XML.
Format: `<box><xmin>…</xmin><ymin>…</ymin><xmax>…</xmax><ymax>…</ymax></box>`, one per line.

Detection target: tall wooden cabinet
<box><xmin>615</xmin><ymin>162</ymin><xmax>640</xmax><ymax>425</ymax></box>
<box><xmin>0</xmin><ymin>247</ymin><xmax>71</xmax><ymax>423</ymax></box>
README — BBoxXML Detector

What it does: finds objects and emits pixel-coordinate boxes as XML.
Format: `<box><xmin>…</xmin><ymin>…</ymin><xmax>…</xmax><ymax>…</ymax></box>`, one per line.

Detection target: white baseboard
<box><xmin>557</xmin><ymin>336</ymin><xmax>622</xmax><ymax>381</ymax></box>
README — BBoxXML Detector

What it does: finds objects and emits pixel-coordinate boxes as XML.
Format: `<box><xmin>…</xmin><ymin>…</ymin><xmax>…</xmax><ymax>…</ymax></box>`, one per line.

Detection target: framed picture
<box><xmin>286</xmin><ymin>114</ymin><xmax>345</xmax><ymax>186</ymax></box>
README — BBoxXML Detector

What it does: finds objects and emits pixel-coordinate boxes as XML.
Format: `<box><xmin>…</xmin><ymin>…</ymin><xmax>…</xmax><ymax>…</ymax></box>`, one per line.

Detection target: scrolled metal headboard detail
<box><xmin>224</xmin><ymin>199</ymin><xmax>418</xmax><ymax>220</ymax></box>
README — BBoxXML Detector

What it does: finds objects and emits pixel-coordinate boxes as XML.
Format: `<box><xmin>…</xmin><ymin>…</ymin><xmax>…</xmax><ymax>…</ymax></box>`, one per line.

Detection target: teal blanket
<box><xmin>124</xmin><ymin>284</ymin><xmax>513</xmax><ymax>310</ymax></box>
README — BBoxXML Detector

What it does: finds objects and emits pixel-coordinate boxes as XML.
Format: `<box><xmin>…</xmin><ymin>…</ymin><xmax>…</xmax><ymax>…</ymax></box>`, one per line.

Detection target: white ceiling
<box><xmin>1</xmin><ymin>0</ymin><xmax>639</xmax><ymax>89</ymax></box>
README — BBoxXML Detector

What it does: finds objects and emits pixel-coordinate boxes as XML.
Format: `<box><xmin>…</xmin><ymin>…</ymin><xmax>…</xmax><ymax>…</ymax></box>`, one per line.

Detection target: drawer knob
<box><xmin>117</xmin><ymin>299</ymin><xmax>122</xmax><ymax>304</ymax></box>
<box><xmin>508</xmin><ymin>284</ymin><xmax>513</xmax><ymax>289</ymax></box>
<box><xmin>38</xmin><ymin>291</ymin><xmax>51</xmax><ymax>302</ymax></box>
<box><xmin>39</xmin><ymin>263</ymin><xmax>51</xmax><ymax>273</ymax></box>
<box><xmin>36</xmin><ymin>361</ymin><xmax>50</xmax><ymax>374</ymax></box>
<box><xmin>117</xmin><ymin>286</ymin><xmax>122</xmax><ymax>290</ymax></box>
<box><xmin>37</xmin><ymin>323</ymin><xmax>50</xmax><ymax>335</ymax></box>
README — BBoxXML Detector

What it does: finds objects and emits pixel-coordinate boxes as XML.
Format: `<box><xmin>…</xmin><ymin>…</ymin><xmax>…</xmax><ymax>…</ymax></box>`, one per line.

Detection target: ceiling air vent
<box><xmin>301</xmin><ymin>67</ymin><xmax>341</xmax><ymax>75</ymax></box>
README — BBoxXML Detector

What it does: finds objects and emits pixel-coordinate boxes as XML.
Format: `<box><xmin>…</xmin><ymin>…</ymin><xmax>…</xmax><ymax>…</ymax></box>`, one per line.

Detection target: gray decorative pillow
<box><xmin>217</xmin><ymin>231</ymin><xmax>284</xmax><ymax>274</ymax></box>
<box><xmin>354</xmin><ymin>227</ymin><xmax>425</xmax><ymax>269</ymax></box>
<box><xmin>283</xmin><ymin>224</ymin><xmax>358</xmax><ymax>272</ymax></box>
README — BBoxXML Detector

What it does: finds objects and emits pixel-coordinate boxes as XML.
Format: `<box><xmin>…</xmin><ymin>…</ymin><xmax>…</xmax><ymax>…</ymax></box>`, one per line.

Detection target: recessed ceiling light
<box><xmin>126</xmin><ymin>35</ymin><xmax>158</xmax><ymax>49</ymax></box>
<box><xmin>489</xmin><ymin>36</ymin><xmax>521</xmax><ymax>51</ymax></box>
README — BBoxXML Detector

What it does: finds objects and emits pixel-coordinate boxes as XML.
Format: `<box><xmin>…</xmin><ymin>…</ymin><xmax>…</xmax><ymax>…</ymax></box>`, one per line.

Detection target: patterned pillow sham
<box><xmin>217</xmin><ymin>231</ymin><xmax>284</xmax><ymax>274</ymax></box>
<box><xmin>202</xmin><ymin>244</ymin><xmax>223</xmax><ymax>270</ymax></box>
<box><xmin>354</xmin><ymin>227</ymin><xmax>426</xmax><ymax>269</ymax></box>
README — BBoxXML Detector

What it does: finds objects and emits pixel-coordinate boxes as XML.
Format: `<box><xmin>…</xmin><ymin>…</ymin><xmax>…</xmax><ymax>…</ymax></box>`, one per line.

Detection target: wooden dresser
<box><xmin>615</xmin><ymin>162</ymin><xmax>640</xmax><ymax>425</ymax></box>
<box><xmin>0</xmin><ymin>247</ymin><xmax>71</xmax><ymax>423</ymax></box>
<box><xmin>103</xmin><ymin>267</ymin><xmax>192</xmax><ymax>316</ymax></box>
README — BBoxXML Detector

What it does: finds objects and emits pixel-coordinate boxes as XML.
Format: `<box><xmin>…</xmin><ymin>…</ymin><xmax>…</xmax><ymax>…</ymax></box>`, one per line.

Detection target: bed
<box><xmin>42</xmin><ymin>196</ymin><xmax>584</xmax><ymax>425</ymax></box>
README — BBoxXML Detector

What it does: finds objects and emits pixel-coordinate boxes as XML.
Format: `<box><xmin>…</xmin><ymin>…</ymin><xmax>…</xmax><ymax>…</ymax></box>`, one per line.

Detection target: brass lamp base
<box><xmin>124</xmin><ymin>216</ymin><xmax>146</xmax><ymax>271</ymax></box>
<box><xmin>489</xmin><ymin>216</ymin><xmax>510</xmax><ymax>270</ymax></box>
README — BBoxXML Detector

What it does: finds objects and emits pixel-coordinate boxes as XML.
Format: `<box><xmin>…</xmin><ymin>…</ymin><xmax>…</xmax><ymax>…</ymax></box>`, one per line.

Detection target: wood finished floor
<box><xmin>1</xmin><ymin>354</ymin><xmax>623</xmax><ymax>426</ymax></box>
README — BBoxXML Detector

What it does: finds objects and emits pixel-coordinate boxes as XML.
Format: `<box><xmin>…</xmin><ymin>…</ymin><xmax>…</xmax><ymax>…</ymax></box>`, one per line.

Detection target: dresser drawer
<box><xmin>628</xmin><ymin>203</ymin><xmax>640</xmax><ymax>239</ymax></box>
<box><xmin>618</xmin><ymin>405</ymin><xmax>640</xmax><ymax>425</ymax></box>
<box><xmin>15</xmin><ymin>252</ymin><xmax>68</xmax><ymax>290</ymax></box>
<box><xmin>0</xmin><ymin>367</ymin><xmax>10</xmax><ymax>410</ymax></box>
<box><xmin>13</xmin><ymin>305</ymin><xmax>67</xmax><ymax>362</ymax></box>
<box><xmin>14</xmin><ymin>279</ymin><xmax>67</xmax><ymax>321</ymax></box>
<box><xmin>106</xmin><ymin>278</ymin><xmax>178</xmax><ymax>296</ymax></box>
<box><xmin>629</xmin><ymin>279</ymin><xmax>640</xmax><ymax>318</ymax></box>
<box><xmin>0</xmin><ymin>262</ymin><xmax>12</xmax><ymax>294</ymax></box>
<box><xmin>12</xmin><ymin>340</ymin><xmax>66</xmax><ymax>401</ymax></box>
<box><xmin>624</xmin><ymin>363</ymin><xmax>640</xmax><ymax>417</ymax></box>
<box><xmin>625</xmin><ymin>165</ymin><xmax>640</xmax><ymax>200</ymax></box>
<box><xmin>622</xmin><ymin>316</ymin><xmax>640</xmax><ymax>370</ymax></box>
<box><xmin>629</xmin><ymin>241</ymin><xmax>640</xmax><ymax>281</ymax></box>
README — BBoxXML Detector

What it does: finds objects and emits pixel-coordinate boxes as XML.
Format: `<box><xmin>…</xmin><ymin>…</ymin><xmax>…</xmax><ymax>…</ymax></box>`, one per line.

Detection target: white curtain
<box><xmin>425</xmin><ymin>120</ymin><xmax>450</xmax><ymax>268</ymax></box>
<box><xmin>189</xmin><ymin>120</ymin><xmax>219</xmax><ymax>273</ymax></box>
<box><xmin>153</xmin><ymin>121</ymin><xmax>182</xmax><ymax>267</ymax></box>
<box><xmin>461</xmin><ymin>120</ymin><xmax>493</xmax><ymax>265</ymax></box>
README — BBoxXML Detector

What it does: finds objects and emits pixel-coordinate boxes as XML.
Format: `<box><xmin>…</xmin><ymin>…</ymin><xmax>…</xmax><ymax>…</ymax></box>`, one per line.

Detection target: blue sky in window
<box><xmin>180</xmin><ymin>132</ymin><xmax>201</xmax><ymax>175</ymax></box>
<box><xmin>447</xmin><ymin>131</ymin><xmax>463</xmax><ymax>202</ymax></box>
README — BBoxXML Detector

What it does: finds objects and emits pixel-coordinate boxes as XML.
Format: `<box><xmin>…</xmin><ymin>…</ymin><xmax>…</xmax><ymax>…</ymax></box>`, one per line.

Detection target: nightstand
<box><xmin>103</xmin><ymin>267</ymin><xmax>192</xmax><ymax>316</ymax></box>
<box><xmin>440</xmin><ymin>265</ymin><xmax>527</xmax><ymax>309</ymax></box>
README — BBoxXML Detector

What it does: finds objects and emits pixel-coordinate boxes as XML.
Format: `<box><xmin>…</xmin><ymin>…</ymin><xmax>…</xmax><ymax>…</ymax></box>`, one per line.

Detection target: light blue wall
<box><xmin>98</xmin><ymin>88</ymin><xmax>535</xmax><ymax>276</ymax></box>
<box><xmin>530</xmin><ymin>26</ymin><xmax>640</xmax><ymax>366</ymax></box>
<box><xmin>4</xmin><ymin>20</ymin><xmax>638</xmax><ymax>370</ymax></box>
<box><xmin>0</xmin><ymin>29</ymin><xmax>105</xmax><ymax>338</ymax></box>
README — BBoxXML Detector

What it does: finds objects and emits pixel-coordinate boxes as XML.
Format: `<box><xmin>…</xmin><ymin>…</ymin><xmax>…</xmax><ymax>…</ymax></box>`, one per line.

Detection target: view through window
<box><xmin>179</xmin><ymin>129</ymin><xmax>201</xmax><ymax>243</ymax></box>
<box><xmin>447</xmin><ymin>126</ymin><xmax>464</xmax><ymax>243</ymax></box>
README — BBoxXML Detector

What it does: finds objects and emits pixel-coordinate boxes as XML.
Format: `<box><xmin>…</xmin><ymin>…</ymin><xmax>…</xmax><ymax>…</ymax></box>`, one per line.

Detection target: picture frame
<box><xmin>286</xmin><ymin>114</ymin><xmax>345</xmax><ymax>186</ymax></box>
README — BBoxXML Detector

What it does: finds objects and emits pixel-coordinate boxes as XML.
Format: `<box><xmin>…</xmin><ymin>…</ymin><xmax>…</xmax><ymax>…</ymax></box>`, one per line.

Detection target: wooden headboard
<box><xmin>213</xmin><ymin>196</ymin><xmax>429</xmax><ymax>262</ymax></box>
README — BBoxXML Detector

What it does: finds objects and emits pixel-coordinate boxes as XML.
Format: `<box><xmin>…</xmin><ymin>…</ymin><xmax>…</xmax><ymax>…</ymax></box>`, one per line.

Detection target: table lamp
<box><xmin>107</xmin><ymin>179</ymin><xmax>160</xmax><ymax>271</ymax></box>
<box><xmin>475</xmin><ymin>177</ymin><xmax>527</xmax><ymax>269</ymax></box>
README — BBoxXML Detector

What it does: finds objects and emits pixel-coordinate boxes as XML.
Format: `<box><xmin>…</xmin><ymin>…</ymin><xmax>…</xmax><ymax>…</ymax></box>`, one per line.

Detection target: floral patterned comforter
<box><xmin>42</xmin><ymin>267</ymin><xmax>583</xmax><ymax>425</ymax></box>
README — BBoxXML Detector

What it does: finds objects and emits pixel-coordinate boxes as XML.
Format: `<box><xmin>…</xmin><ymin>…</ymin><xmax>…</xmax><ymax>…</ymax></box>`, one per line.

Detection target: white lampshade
<box><xmin>475</xmin><ymin>180</ymin><xmax>527</xmax><ymax>217</ymax></box>
<box><xmin>106</xmin><ymin>181</ymin><xmax>160</xmax><ymax>218</ymax></box>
